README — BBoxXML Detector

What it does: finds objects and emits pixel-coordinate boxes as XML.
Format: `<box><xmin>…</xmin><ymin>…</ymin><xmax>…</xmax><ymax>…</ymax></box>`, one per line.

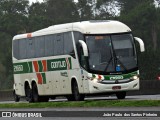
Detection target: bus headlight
<box><xmin>131</xmin><ymin>75</ymin><xmax>139</xmax><ymax>80</ymax></box>
<box><xmin>93</xmin><ymin>78</ymin><xmax>102</xmax><ymax>83</ymax></box>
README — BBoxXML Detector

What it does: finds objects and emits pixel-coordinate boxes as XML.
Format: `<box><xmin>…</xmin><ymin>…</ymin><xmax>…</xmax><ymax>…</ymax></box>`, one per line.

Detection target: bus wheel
<box><xmin>66</xmin><ymin>95</ymin><xmax>74</xmax><ymax>101</ymax></box>
<box><xmin>116</xmin><ymin>91</ymin><xmax>126</xmax><ymax>99</ymax></box>
<box><xmin>72</xmin><ymin>81</ymin><xmax>85</xmax><ymax>101</ymax></box>
<box><xmin>32</xmin><ymin>83</ymin><xmax>40</xmax><ymax>102</ymax></box>
<box><xmin>25</xmin><ymin>84</ymin><xmax>33</xmax><ymax>102</ymax></box>
<box><xmin>13</xmin><ymin>90</ymin><xmax>20</xmax><ymax>102</ymax></box>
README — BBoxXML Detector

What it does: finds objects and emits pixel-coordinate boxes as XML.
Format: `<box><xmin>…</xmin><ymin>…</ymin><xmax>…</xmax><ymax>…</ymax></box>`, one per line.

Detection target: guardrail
<box><xmin>0</xmin><ymin>80</ymin><xmax>160</xmax><ymax>101</ymax></box>
<box><xmin>128</xmin><ymin>80</ymin><xmax>160</xmax><ymax>95</ymax></box>
<box><xmin>0</xmin><ymin>91</ymin><xmax>13</xmax><ymax>101</ymax></box>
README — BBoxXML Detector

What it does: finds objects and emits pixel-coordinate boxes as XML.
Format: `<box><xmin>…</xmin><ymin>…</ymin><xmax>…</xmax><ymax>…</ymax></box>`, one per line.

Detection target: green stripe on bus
<box><xmin>13</xmin><ymin>57</ymin><xmax>72</xmax><ymax>74</ymax></box>
<box><xmin>41</xmin><ymin>73</ymin><xmax>46</xmax><ymax>84</ymax></box>
<box><xmin>13</xmin><ymin>62</ymin><xmax>29</xmax><ymax>74</ymax></box>
<box><xmin>38</xmin><ymin>61</ymin><xmax>43</xmax><ymax>72</ymax></box>
<box><xmin>28</xmin><ymin>62</ymin><xmax>33</xmax><ymax>73</ymax></box>
<box><xmin>103</xmin><ymin>71</ymin><xmax>138</xmax><ymax>80</ymax></box>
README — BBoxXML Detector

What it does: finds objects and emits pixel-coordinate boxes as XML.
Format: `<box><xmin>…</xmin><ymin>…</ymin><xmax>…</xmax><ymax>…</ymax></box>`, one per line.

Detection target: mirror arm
<box><xmin>79</xmin><ymin>40</ymin><xmax>88</xmax><ymax>56</ymax></box>
<box><xmin>134</xmin><ymin>37</ymin><xmax>145</xmax><ymax>52</ymax></box>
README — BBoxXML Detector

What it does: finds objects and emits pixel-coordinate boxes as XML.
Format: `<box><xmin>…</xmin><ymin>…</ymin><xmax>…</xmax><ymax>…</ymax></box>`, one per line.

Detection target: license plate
<box><xmin>112</xmin><ymin>86</ymin><xmax>121</xmax><ymax>90</ymax></box>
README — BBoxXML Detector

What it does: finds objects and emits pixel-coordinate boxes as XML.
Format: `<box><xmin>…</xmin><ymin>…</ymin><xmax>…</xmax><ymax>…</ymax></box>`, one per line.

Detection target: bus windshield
<box><xmin>85</xmin><ymin>33</ymin><xmax>137</xmax><ymax>74</ymax></box>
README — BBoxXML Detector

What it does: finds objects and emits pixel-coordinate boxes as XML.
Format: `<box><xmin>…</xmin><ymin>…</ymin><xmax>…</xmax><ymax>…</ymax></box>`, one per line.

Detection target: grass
<box><xmin>0</xmin><ymin>100</ymin><xmax>160</xmax><ymax>108</ymax></box>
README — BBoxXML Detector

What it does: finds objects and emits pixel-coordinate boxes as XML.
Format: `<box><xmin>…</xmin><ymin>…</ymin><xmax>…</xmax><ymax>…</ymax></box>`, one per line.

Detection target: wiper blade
<box><xmin>104</xmin><ymin>57</ymin><xmax>113</xmax><ymax>72</ymax></box>
<box><xmin>103</xmin><ymin>49</ymin><xmax>128</xmax><ymax>72</ymax></box>
<box><xmin>115</xmin><ymin>57</ymin><xmax>128</xmax><ymax>71</ymax></box>
<box><xmin>104</xmin><ymin>56</ymin><xmax>128</xmax><ymax>72</ymax></box>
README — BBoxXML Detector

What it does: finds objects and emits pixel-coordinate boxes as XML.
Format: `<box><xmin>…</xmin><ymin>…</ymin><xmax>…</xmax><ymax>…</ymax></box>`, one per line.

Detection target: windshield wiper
<box><xmin>104</xmin><ymin>45</ymin><xmax>128</xmax><ymax>72</ymax></box>
<box><xmin>104</xmin><ymin>55</ymin><xmax>127</xmax><ymax>72</ymax></box>
<box><xmin>104</xmin><ymin>49</ymin><xmax>114</xmax><ymax>72</ymax></box>
<box><xmin>115</xmin><ymin>57</ymin><xmax>128</xmax><ymax>71</ymax></box>
<box><xmin>104</xmin><ymin>57</ymin><xmax>113</xmax><ymax>72</ymax></box>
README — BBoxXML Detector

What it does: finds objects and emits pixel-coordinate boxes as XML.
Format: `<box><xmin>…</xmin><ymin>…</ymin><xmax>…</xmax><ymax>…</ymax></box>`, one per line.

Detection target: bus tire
<box><xmin>116</xmin><ymin>91</ymin><xmax>126</xmax><ymax>99</ymax></box>
<box><xmin>66</xmin><ymin>95</ymin><xmax>74</xmax><ymax>101</ymax></box>
<box><xmin>25</xmin><ymin>84</ymin><xmax>33</xmax><ymax>102</ymax></box>
<box><xmin>13</xmin><ymin>90</ymin><xmax>20</xmax><ymax>102</ymax></box>
<box><xmin>32</xmin><ymin>83</ymin><xmax>40</xmax><ymax>102</ymax></box>
<box><xmin>72</xmin><ymin>81</ymin><xmax>85</xmax><ymax>101</ymax></box>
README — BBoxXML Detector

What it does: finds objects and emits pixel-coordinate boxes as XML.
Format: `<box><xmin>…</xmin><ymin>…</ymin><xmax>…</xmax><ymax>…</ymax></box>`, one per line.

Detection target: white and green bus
<box><xmin>12</xmin><ymin>20</ymin><xmax>145</xmax><ymax>102</ymax></box>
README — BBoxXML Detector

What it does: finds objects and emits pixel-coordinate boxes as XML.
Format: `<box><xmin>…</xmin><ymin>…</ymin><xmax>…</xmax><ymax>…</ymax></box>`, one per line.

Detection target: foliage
<box><xmin>0</xmin><ymin>0</ymin><xmax>159</xmax><ymax>89</ymax></box>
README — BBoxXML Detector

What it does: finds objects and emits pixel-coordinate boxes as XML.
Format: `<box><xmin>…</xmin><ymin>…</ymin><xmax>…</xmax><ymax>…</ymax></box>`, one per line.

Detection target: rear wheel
<box><xmin>66</xmin><ymin>95</ymin><xmax>74</xmax><ymax>101</ymax></box>
<box><xmin>13</xmin><ymin>90</ymin><xmax>20</xmax><ymax>102</ymax></box>
<box><xmin>32</xmin><ymin>83</ymin><xmax>49</xmax><ymax>102</ymax></box>
<box><xmin>32</xmin><ymin>83</ymin><xmax>40</xmax><ymax>102</ymax></box>
<box><xmin>25</xmin><ymin>84</ymin><xmax>33</xmax><ymax>102</ymax></box>
<box><xmin>116</xmin><ymin>91</ymin><xmax>126</xmax><ymax>99</ymax></box>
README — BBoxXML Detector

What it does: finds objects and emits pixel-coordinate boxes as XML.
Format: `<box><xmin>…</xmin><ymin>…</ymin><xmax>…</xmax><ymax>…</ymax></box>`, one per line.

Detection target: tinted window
<box><xmin>73</xmin><ymin>31</ymin><xmax>84</xmax><ymax>60</ymax></box>
<box><xmin>27</xmin><ymin>38</ymin><xmax>35</xmax><ymax>58</ymax></box>
<box><xmin>73</xmin><ymin>31</ymin><xmax>84</xmax><ymax>44</ymax></box>
<box><xmin>54</xmin><ymin>34</ymin><xmax>64</xmax><ymax>55</ymax></box>
<box><xmin>64</xmin><ymin>32</ymin><xmax>74</xmax><ymax>55</ymax></box>
<box><xmin>19</xmin><ymin>39</ymin><xmax>27</xmax><ymax>59</ymax></box>
<box><xmin>13</xmin><ymin>40</ymin><xmax>19</xmax><ymax>59</ymax></box>
<box><xmin>35</xmin><ymin>36</ymin><xmax>45</xmax><ymax>57</ymax></box>
<box><xmin>45</xmin><ymin>35</ymin><xmax>54</xmax><ymax>56</ymax></box>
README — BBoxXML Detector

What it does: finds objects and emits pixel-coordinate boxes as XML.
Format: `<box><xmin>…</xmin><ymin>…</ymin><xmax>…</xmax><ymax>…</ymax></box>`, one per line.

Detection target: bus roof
<box><xmin>13</xmin><ymin>20</ymin><xmax>131</xmax><ymax>40</ymax></box>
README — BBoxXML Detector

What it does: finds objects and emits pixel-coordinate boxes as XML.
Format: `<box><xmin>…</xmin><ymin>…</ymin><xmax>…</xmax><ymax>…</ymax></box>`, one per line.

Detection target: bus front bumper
<box><xmin>88</xmin><ymin>79</ymin><xmax>139</xmax><ymax>94</ymax></box>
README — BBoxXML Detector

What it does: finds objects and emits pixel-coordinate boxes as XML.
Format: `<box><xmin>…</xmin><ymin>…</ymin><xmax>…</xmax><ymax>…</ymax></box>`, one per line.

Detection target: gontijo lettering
<box><xmin>51</xmin><ymin>61</ymin><xmax>66</xmax><ymax>69</ymax></box>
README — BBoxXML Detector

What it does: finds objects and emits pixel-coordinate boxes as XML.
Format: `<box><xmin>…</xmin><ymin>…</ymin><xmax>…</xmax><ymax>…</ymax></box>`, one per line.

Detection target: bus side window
<box><xmin>27</xmin><ymin>38</ymin><xmax>35</xmax><ymax>58</ymax></box>
<box><xmin>13</xmin><ymin>40</ymin><xmax>19</xmax><ymax>59</ymax></box>
<box><xmin>19</xmin><ymin>38</ymin><xmax>27</xmax><ymax>59</ymax></box>
<box><xmin>54</xmin><ymin>34</ymin><xmax>64</xmax><ymax>55</ymax></box>
<box><xmin>45</xmin><ymin>35</ymin><xmax>54</xmax><ymax>57</ymax></box>
<box><xmin>64</xmin><ymin>32</ymin><xmax>75</xmax><ymax>58</ymax></box>
<box><xmin>35</xmin><ymin>36</ymin><xmax>45</xmax><ymax>58</ymax></box>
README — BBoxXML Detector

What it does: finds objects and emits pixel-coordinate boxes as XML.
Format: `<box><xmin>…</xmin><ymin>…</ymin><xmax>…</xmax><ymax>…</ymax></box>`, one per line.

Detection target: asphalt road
<box><xmin>1</xmin><ymin>94</ymin><xmax>160</xmax><ymax>104</ymax></box>
<box><xmin>0</xmin><ymin>95</ymin><xmax>160</xmax><ymax>120</ymax></box>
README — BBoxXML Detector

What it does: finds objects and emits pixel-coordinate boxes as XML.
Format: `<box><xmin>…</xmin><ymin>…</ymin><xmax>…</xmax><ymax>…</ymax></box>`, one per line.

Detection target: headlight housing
<box><xmin>130</xmin><ymin>75</ymin><xmax>139</xmax><ymax>80</ymax></box>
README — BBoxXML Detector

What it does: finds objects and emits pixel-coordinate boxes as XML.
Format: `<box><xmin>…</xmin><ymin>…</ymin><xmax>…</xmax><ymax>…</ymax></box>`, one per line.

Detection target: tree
<box><xmin>45</xmin><ymin>0</ymin><xmax>80</xmax><ymax>24</ymax></box>
<box><xmin>76</xmin><ymin>0</ymin><xmax>93</xmax><ymax>20</ymax></box>
<box><xmin>119</xmin><ymin>0</ymin><xmax>159</xmax><ymax>51</ymax></box>
<box><xmin>118</xmin><ymin>0</ymin><xmax>160</xmax><ymax>79</ymax></box>
<box><xmin>0</xmin><ymin>0</ymin><xmax>29</xmax><ymax>35</ymax></box>
<box><xmin>117</xmin><ymin>0</ymin><xmax>153</xmax><ymax>14</ymax></box>
<box><xmin>95</xmin><ymin>0</ymin><xmax>121</xmax><ymax>19</ymax></box>
<box><xmin>0</xmin><ymin>0</ymin><xmax>29</xmax><ymax>89</ymax></box>
<box><xmin>28</xmin><ymin>2</ymin><xmax>52</xmax><ymax>32</ymax></box>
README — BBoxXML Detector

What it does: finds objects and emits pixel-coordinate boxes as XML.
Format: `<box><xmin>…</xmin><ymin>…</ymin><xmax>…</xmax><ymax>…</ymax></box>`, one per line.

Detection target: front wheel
<box><xmin>116</xmin><ymin>91</ymin><xmax>126</xmax><ymax>99</ymax></box>
<box><xmin>72</xmin><ymin>81</ymin><xmax>85</xmax><ymax>101</ymax></box>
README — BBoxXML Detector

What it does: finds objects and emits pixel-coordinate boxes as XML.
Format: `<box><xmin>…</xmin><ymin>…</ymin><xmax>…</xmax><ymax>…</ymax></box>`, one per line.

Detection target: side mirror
<box><xmin>134</xmin><ymin>37</ymin><xmax>145</xmax><ymax>52</ymax></box>
<box><xmin>79</xmin><ymin>40</ymin><xmax>88</xmax><ymax>56</ymax></box>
